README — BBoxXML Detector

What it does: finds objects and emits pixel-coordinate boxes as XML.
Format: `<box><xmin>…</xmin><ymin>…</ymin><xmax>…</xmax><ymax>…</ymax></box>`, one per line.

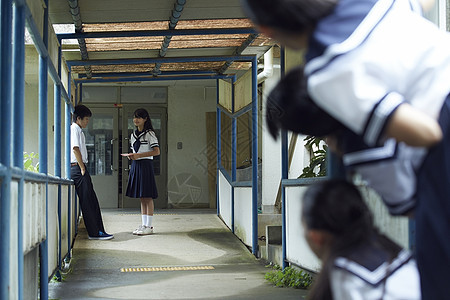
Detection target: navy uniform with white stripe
<box><xmin>304</xmin><ymin>0</ymin><xmax>450</xmax><ymax>298</ymax></box>
<box><xmin>125</xmin><ymin>108</ymin><xmax>160</xmax><ymax>236</ymax></box>
<box><xmin>126</xmin><ymin>129</ymin><xmax>159</xmax><ymax>199</ymax></box>
<box><xmin>339</xmin><ymin>131</ymin><xmax>425</xmax><ymax>216</ymax></box>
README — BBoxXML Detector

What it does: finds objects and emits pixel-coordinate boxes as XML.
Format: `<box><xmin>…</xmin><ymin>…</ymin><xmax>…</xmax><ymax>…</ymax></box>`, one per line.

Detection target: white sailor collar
<box><xmin>334</xmin><ymin>249</ymin><xmax>412</xmax><ymax>286</ymax></box>
<box><xmin>133</xmin><ymin>129</ymin><xmax>151</xmax><ymax>140</ymax></box>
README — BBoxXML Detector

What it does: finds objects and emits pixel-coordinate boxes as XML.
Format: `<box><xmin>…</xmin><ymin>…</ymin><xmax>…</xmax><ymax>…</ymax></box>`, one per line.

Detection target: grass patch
<box><xmin>265</xmin><ymin>264</ymin><xmax>313</xmax><ymax>289</ymax></box>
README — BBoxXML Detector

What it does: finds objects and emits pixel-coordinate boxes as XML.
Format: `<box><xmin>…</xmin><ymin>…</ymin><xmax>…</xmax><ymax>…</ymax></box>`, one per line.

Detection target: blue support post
<box><xmin>79</xmin><ymin>83</ymin><xmax>82</xmax><ymax>104</ymax></box>
<box><xmin>216</xmin><ymin>79</ymin><xmax>221</xmax><ymax>216</ymax></box>
<box><xmin>327</xmin><ymin>152</ymin><xmax>345</xmax><ymax>178</ymax></box>
<box><xmin>39</xmin><ymin>1</ymin><xmax>49</xmax><ymax>298</ymax></box>
<box><xmin>66</xmin><ymin>70</ymin><xmax>72</xmax><ymax>179</ymax></box>
<box><xmin>280</xmin><ymin>47</ymin><xmax>288</xmax><ymax>270</ymax></box>
<box><xmin>251</xmin><ymin>56</ymin><xmax>258</xmax><ymax>256</ymax></box>
<box><xmin>0</xmin><ymin>0</ymin><xmax>13</xmax><ymax>297</ymax></box>
<box><xmin>12</xmin><ymin>2</ymin><xmax>26</xmax><ymax>298</ymax></box>
<box><xmin>54</xmin><ymin>50</ymin><xmax>62</xmax><ymax>178</ymax></box>
<box><xmin>55</xmin><ymin>45</ymin><xmax>62</xmax><ymax>279</ymax></box>
<box><xmin>65</xmin><ymin>97</ymin><xmax>72</xmax><ymax>257</ymax></box>
<box><xmin>231</xmin><ymin>76</ymin><xmax>237</xmax><ymax>233</ymax></box>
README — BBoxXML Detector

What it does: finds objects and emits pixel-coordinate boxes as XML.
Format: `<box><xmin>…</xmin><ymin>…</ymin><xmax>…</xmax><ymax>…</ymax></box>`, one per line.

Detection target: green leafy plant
<box><xmin>265</xmin><ymin>264</ymin><xmax>313</xmax><ymax>289</ymax></box>
<box><xmin>299</xmin><ymin>136</ymin><xmax>327</xmax><ymax>178</ymax></box>
<box><xmin>23</xmin><ymin>152</ymin><xmax>39</xmax><ymax>172</ymax></box>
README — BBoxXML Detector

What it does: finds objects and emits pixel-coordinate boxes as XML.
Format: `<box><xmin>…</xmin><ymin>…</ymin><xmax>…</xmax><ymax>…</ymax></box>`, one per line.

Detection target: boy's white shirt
<box><xmin>70</xmin><ymin>123</ymin><xmax>88</xmax><ymax>164</ymax></box>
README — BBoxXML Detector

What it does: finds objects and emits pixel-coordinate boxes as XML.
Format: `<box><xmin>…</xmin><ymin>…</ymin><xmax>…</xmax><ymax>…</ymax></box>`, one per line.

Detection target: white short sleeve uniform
<box><xmin>130</xmin><ymin>130</ymin><xmax>159</xmax><ymax>159</ymax></box>
<box><xmin>70</xmin><ymin>123</ymin><xmax>88</xmax><ymax>164</ymax></box>
<box><xmin>305</xmin><ymin>0</ymin><xmax>450</xmax><ymax>147</ymax></box>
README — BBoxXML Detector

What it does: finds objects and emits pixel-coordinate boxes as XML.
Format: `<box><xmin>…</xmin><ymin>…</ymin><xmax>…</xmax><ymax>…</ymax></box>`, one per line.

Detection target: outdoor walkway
<box><xmin>48</xmin><ymin>209</ymin><xmax>308</xmax><ymax>300</ymax></box>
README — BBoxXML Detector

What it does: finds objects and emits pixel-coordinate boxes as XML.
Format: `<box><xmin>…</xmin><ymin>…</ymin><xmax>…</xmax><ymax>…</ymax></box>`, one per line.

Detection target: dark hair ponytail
<box><xmin>302</xmin><ymin>180</ymin><xmax>401</xmax><ymax>300</ymax></box>
<box><xmin>266</xmin><ymin>65</ymin><xmax>345</xmax><ymax>139</ymax></box>
<box><xmin>241</xmin><ymin>0</ymin><xmax>338</xmax><ymax>33</ymax></box>
<box><xmin>133</xmin><ymin>108</ymin><xmax>154</xmax><ymax>132</ymax></box>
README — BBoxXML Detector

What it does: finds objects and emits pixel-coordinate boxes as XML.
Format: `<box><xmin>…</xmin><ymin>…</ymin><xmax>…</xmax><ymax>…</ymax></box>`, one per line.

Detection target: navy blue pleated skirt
<box><xmin>126</xmin><ymin>159</ymin><xmax>158</xmax><ymax>199</ymax></box>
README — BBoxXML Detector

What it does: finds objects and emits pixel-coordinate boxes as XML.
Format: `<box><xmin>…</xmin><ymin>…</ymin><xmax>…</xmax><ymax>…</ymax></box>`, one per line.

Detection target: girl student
<box><xmin>302</xmin><ymin>179</ymin><xmax>421</xmax><ymax>300</ymax></box>
<box><xmin>266</xmin><ymin>65</ymin><xmax>422</xmax><ymax>217</ymax></box>
<box><xmin>125</xmin><ymin>108</ymin><xmax>160</xmax><ymax>236</ymax></box>
<box><xmin>242</xmin><ymin>0</ymin><xmax>450</xmax><ymax>298</ymax></box>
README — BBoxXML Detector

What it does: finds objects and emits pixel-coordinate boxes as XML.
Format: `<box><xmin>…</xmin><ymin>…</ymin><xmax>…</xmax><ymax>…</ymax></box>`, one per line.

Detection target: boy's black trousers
<box><xmin>70</xmin><ymin>164</ymin><xmax>106</xmax><ymax>237</ymax></box>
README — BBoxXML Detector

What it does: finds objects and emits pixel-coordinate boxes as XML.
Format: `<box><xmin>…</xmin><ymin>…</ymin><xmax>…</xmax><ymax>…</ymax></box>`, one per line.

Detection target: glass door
<box><xmin>84</xmin><ymin>107</ymin><xmax>119</xmax><ymax>208</ymax></box>
<box><xmin>121</xmin><ymin>105</ymin><xmax>167</xmax><ymax>208</ymax></box>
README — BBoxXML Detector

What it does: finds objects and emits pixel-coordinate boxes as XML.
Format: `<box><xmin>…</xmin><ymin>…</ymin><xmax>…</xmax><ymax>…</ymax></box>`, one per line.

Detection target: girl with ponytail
<box><xmin>302</xmin><ymin>180</ymin><xmax>420</xmax><ymax>300</ymax></box>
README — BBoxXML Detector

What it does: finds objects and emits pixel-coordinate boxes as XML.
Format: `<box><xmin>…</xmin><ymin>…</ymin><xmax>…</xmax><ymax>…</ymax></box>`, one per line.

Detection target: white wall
<box><xmin>261</xmin><ymin>67</ymin><xmax>282</xmax><ymax>209</ymax></box>
<box><xmin>219</xmin><ymin>171</ymin><xmax>232</xmax><ymax>228</ymax></box>
<box><xmin>25</xmin><ymin>45</ymin><xmax>66</xmax><ymax>177</ymax></box>
<box><xmin>286</xmin><ymin>185</ymin><xmax>321</xmax><ymax>272</ymax></box>
<box><xmin>234</xmin><ymin>187</ymin><xmax>253</xmax><ymax>246</ymax></box>
<box><xmin>167</xmin><ymin>85</ymin><xmax>216</xmax><ymax>207</ymax></box>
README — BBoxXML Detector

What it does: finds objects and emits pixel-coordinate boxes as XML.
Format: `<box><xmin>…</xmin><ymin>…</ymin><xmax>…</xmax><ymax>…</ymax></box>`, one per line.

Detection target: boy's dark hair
<box><xmin>266</xmin><ymin>65</ymin><xmax>345</xmax><ymax>139</ymax></box>
<box><xmin>72</xmin><ymin>105</ymin><xmax>92</xmax><ymax>122</ymax></box>
<box><xmin>133</xmin><ymin>108</ymin><xmax>154</xmax><ymax>132</ymax></box>
<box><xmin>302</xmin><ymin>179</ymin><xmax>402</xmax><ymax>300</ymax></box>
<box><xmin>241</xmin><ymin>0</ymin><xmax>337</xmax><ymax>34</ymax></box>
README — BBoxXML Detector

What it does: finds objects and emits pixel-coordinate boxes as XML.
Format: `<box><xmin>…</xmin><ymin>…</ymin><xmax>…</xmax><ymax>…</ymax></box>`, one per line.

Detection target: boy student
<box><xmin>242</xmin><ymin>0</ymin><xmax>450</xmax><ymax>297</ymax></box>
<box><xmin>71</xmin><ymin>105</ymin><xmax>113</xmax><ymax>240</ymax></box>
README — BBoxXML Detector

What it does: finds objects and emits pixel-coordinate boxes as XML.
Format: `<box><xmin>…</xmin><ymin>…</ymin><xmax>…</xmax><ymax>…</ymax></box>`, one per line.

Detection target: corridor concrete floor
<box><xmin>48</xmin><ymin>209</ymin><xmax>308</xmax><ymax>300</ymax></box>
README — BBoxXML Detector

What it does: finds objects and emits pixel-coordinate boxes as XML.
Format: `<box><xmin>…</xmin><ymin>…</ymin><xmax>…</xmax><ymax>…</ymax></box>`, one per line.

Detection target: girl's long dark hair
<box><xmin>134</xmin><ymin>108</ymin><xmax>154</xmax><ymax>132</ymax></box>
<box><xmin>302</xmin><ymin>180</ymin><xmax>402</xmax><ymax>300</ymax></box>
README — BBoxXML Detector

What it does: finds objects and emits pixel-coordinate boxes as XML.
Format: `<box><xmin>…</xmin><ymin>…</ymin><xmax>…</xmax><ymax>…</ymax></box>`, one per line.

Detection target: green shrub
<box><xmin>23</xmin><ymin>152</ymin><xmax>39</xmax><ymax>172</ymax></box>
<box><xmin>265</xmin><ymin>264</ymin><xmax>313</xmax><ymax>289</ymax></box>
<box><xmin>299</xmin><ymin>135</ymin><xmax>327</xmax><ymax>178</ymax></box>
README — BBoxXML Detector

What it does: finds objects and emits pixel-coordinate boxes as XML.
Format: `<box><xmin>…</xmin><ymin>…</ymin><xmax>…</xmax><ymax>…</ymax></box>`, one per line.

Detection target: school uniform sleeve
<box><xmin>307</xmin><ymin>58</ymin><xmax>404</xmax><ymax>147</ymax></box>
<box><xmin>147</xmin><ymin>131</ymin><xmax>159</xmax><ymax>149</ymax></box>
<box><xmin>130</xmin><ymin>133</ymin><xmax>135</xmax><ymax>152</ymax></box>
<box><xmin>342</xmin><ymin>138</ymin><xmax>426</xmax><ymax>215</ymax></box>
<box><xmin>304</xmin><ymin>0</ymin><xmax>450</xmax><ymax>147</ymax></box>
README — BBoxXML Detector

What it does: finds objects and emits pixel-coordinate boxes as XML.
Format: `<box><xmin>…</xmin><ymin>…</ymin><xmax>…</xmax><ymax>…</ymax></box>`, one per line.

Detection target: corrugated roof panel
<box><xmin>175</xmin><ymin>19</ymin><xmax>253</xmax><ymax>29</ymax></box>
<box><xmin>168</xmin><ymin>39</ymin><xmax>247</xmax><ymax>49</ymax></box>
<box><xmin>82</xmin><ymin>19</ymin><xmax>253</xmax><ymax>32</ymax></box>
<box><xmin>72</xmin><ymin>64</ymin><xmax>156</xmax><ymax>73</ymax></box>
<box><xmin>83</xmin><ymin>22</ymin><xmax>168</xmax><ymax>32</ymax></box>
<box><xmin>159</xmin><ymin>62</ymin><xmax>225</xmax><ymax>72</ymax></box>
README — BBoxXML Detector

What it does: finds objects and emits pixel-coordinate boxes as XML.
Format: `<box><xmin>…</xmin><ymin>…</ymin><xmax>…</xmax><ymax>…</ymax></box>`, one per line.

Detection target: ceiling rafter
<box><xmin>68</xmin><ymin>0</ymin><xmax>92</xmax><ymax>78</ymax></box>
<box><xmin>152</xmin><ymin>0</ymin><xmax>186</xmax><ymax>76</ymax></box>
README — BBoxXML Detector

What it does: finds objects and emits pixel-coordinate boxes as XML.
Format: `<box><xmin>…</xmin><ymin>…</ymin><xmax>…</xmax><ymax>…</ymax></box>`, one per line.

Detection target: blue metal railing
<box><xmin>215</xmin><ymin>58</ymin><xmax>259</xmax><ymax>255</ymax></box>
